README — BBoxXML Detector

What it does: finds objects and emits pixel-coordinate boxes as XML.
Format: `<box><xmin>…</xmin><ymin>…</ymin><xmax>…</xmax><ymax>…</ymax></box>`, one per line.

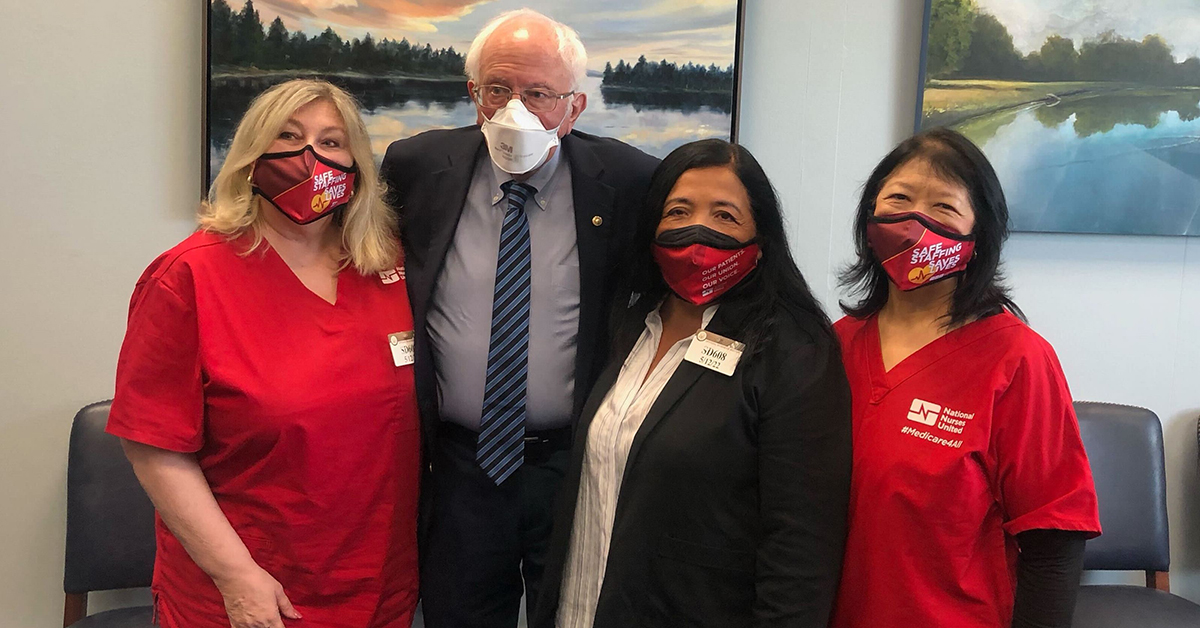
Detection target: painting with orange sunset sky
<box><xmin>206</xmin><ymin>0</ymin><xmax>745</xmax><ymax>186</ymax></box>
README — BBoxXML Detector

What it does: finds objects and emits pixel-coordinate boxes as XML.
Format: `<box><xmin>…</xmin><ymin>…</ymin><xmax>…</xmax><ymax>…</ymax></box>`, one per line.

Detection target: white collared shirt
<box><xmin>556</xmin><ymin>303</ymin><xmax>719</xmax><ymax>628</ymax></box>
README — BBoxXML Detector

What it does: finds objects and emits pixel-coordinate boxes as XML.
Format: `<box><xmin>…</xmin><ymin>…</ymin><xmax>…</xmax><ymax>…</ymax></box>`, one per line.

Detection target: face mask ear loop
<box><xmin>555</xmin><ymin>97</ymin><xmax>574</xmax><ymax>132</ymax></box>
<box><xmin>481</xmin><ymin>99</ymin><xmax>502</xmax><ymax>123</ymax></box>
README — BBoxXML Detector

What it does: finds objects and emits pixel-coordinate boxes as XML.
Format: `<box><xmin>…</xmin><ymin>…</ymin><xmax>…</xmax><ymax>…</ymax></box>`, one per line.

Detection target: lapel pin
<box><xmin>592</xmin><ymin>215</ymin><xmax>603</xmax><ymax>227</ymax></box>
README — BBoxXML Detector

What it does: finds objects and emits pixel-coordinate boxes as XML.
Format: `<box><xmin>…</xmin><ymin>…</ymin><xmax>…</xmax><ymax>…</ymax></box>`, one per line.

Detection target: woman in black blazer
<box><xmin>533</xmin><ymin>139</ymin><xmax>852</xmax><ymax>628</ymax></box>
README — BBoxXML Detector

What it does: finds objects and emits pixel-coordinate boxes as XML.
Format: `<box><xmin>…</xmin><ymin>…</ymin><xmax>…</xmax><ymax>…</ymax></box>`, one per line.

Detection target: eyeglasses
<box><xmin>472</xmin><ymin>84</ymin><xmax>576</xmax><ymax>113</ymax></box>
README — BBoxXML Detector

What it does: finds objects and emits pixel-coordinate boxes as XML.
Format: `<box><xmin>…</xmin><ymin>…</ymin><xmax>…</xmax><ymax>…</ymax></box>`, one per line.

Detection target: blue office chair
<box><xmin>1071</xmin><ymin>401</ymin><xmax>1200</xmax><ymax>627</ymax></box>
<box><xmin>63</xmin><ymin>401</ymin><xmax>156</xmax><ymax>627</ymax></box>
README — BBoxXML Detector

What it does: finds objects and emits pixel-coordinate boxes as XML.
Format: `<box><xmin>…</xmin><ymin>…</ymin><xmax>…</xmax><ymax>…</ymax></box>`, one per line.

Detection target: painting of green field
<box><xmin>918</xmin><ymin>0</ymin><xmax>1200</xmax><ymax>236</ymax></box>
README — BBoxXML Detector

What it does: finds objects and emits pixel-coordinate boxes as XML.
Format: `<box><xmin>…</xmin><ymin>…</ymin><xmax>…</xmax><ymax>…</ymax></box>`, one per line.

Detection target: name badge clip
<box><xmin>389</xmin><ymin>331</ymin><xmax>415</xmax><ymax>367</ymax></box>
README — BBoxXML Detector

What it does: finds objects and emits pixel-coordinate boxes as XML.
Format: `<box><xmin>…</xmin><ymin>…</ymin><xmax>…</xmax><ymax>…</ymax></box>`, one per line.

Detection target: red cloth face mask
<box><xmin>251</xmin><ymin>145</ymin><xmax>357</xmax><ymax>225</ymax></box>
<box><xmin>866</xmin><ymin>212</ymin><xmax>975</xmax><ymax>291</ymax></box>
<box><xmin>652</xmin><ymin>225</ymin><xmax>760</xmax><ymax>306</ymax></box>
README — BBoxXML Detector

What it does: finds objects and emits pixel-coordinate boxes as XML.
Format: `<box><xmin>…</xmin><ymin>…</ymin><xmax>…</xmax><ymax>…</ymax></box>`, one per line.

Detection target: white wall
<box><xmin>1</xmin><ymin>1</ymin><xmax>1197</xmax><ymax>626</ymax></box>
<box><xmin>0</xmin><ymin>1</ymin><xmax>201</xmax><ymax>624</ymax></box>
<box><xmin>739</xmin><ymin>0</ymin><xmax>1200</xmax><ymax>601</ymax></box>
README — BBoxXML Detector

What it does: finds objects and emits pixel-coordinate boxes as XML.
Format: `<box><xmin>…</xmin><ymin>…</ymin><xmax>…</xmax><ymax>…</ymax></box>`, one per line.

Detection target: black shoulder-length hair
<box><xmin>626</xmin><ymin>138</ymin><xmax>832</xmax><ymax>352</ymax></box>
<box><xmin>839</xmin><ymin>127</ymin><xmax>1024</xmax><ymax>326</ymax></box>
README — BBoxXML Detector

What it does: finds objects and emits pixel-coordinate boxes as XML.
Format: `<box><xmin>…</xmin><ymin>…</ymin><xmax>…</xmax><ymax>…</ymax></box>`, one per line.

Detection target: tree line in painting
<box><xmin>602</xmin><ymin>56</ymin><xmax>734</xmax><ymax>93</ymax></box>
<box><xmin>928</xmin><ymin>0</ymin><xmax>1200</xmax><ymax>85</ymax></box>
<box><xmin>210</xmin><ymin>0</ymin><xmax>465</xmax><ymax>76</ymax></box>
<box><xmin>211</xmin><ymin>0</ymin><xmax>735</xmax><ymax>94</ymax></box>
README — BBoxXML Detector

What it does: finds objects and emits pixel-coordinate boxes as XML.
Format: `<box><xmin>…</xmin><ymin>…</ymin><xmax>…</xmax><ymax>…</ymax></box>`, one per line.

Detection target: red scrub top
<box><xmin>830</xmin><ymin>312</ymin><xmax>1100</xmax><ymax>628</ymax></box>
<box><xmin>108</xmin><ymin>231</ymin><xmax>420</xmax><ymax>628</ymax></box>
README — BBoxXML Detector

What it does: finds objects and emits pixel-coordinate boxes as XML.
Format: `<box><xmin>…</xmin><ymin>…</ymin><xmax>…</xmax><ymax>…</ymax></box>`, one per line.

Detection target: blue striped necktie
<box><xmin>478</xmin><ymin>181</ymin><xmax>537</xmax><ymax>484</ymax></box>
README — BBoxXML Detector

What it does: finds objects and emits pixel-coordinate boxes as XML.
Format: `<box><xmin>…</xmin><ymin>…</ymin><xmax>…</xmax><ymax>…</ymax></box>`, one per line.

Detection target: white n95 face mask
<box><xmin>480</xmin><ymin>98</ymin><xmax>569</xmax><ymax>175</ymax></box>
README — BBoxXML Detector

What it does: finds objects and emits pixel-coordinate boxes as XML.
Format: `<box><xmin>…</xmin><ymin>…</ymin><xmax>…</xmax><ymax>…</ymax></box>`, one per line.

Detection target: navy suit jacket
<box><xmin>379</xmin><ymin>126</ymin><xmax>660</xmax><ymax>446</ymax></box>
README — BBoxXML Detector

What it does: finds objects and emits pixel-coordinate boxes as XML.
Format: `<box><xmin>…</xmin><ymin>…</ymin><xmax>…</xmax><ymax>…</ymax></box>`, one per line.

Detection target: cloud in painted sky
<box><xmin>615</xmin><ymin>122</ymin><xmax>726</xmax><ymax>148</ymax></box>
<box><xmin>248</xmin><ymin>0</ymin><xmax>495</xmax><ymax>35</ymax></box>
<box><xmin>229</xmin><ymin>0</ymin><xmax>739</xmax><ymax>67</ymax></box>
<box><xmin>977</xmin><ymin>0</ymin><xmax>1200</xmax><ymax>61</ymax></box>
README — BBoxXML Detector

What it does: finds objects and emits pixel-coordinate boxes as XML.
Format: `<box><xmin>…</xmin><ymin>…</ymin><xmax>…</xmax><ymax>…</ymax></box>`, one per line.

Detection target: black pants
<box><xmin>420</xmin><ymin>423</ymin><xmax>571</xmax><ymax>628</ymax></box>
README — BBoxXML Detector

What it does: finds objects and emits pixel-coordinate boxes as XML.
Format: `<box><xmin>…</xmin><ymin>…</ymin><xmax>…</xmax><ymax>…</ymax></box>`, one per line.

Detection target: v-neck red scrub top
<box><xmin>830</xmin><ymin>312</ymin><xmax>1100</xmax><ymax>628</ymax></box>
<box><xmin>108</xmin><ymin>231</ymin><xmax>420</xmax><ymax>628</ymax></box>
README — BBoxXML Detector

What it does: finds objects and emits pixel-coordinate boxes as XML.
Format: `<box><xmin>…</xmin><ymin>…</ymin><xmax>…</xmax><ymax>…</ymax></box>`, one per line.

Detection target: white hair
<box><xmin>465</xmin><ymin>8</ymin><xmax>588</xmax><ymax>89</ymax></box>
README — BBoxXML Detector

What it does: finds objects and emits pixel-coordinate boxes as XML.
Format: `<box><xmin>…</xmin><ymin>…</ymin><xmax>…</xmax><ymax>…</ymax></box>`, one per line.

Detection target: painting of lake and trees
<box><xmin>206</xmin><ymin>0</ymin><xmax>744</xmax><ymax>187</ymax></box>
<box><xmin>918</xmin><ymin>0</ymin><xmax>1200</xmax><ymax>236</ymax></box>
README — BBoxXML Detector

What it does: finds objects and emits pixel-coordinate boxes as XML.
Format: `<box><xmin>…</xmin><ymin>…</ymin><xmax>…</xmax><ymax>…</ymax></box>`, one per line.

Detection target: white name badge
<box><xmin>389</xmin><ymin>331</ymin><xmax>415</xmax><ymax>367</ymax></box>
<box><xmin>684</xmin><ymin>330</ymin><xmax>745</xmax><ymax>376</ymax></box>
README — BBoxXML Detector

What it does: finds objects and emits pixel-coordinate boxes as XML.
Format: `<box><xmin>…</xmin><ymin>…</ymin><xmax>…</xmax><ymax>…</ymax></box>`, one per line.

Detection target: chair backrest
<box><xmin>1074</xmin><ymin>401</ymin><xmax>1169</xmax><ymax>573</ymax></box>
<box><xmin>64</xmin><ymin>401</ymin><xmax>156</xmax><ymax>594</ymax></box>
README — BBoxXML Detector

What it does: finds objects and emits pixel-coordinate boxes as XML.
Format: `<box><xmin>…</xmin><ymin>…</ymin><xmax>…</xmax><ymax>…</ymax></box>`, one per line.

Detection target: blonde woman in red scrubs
<box><xmin>108</xmin><ymin>79</ymin><xmax>419</xmax><ymax>628</ymax></box>
<box><xmin>830</xmin><ymin>128</ymin><xmax>1101</xmax><ymax>628</ymax></box>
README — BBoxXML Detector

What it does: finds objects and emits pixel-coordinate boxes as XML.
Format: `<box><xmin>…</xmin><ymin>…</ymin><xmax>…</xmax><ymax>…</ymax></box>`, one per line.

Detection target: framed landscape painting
<box><xmin>205</xmin><ymin>0</ymin><xmax>746</xmax><ymax>188</ymax></box>
<box><xmin>917</xmin><ymin>0</ymin><xmax>1200</xmax><ymax>236</ymax></box>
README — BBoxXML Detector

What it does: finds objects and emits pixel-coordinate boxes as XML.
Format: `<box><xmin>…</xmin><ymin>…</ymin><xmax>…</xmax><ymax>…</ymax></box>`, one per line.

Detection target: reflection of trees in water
<box><xmin>955</xmin><ymin>109</ymin><xmax>1021</xmax><ymax>147</ymax></box>
<box><xmin>1032</xmin><ymin>91</ymin><xmax>1200</xmax><ymax>137</ymax></box>
<box><xmin>599</xmin><ymin>87</ymin><xmax>732</xmax><ymax>115</ymax></box>
<box><xmin>208</xmin><ymin>74</ymin><xmax>468</xmax><ymax>150</ymax></box>
<box><xmin>956</xmin><ymin>90</ymin><xmax>1200</xmax><ymax>146</ymax></box>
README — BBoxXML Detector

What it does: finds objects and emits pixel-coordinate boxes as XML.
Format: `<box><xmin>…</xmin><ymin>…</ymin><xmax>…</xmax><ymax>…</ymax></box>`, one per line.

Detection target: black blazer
<box><xmin>379</xmin><ymin>127</ymin><xmax>660</xmax><ymax>439</ymax></box>
<box><xmin>532</xmin><ymin>297</ymin><xmax>853</xmax><ymax>628</ymax></box>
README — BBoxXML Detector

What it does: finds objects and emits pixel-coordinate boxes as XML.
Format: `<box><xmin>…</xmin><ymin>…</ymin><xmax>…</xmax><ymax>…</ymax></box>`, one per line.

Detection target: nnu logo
<box><xmin>379</xmin><ymin>266</ymin><xmax>405</xmax><ymax>285</ymax></box>
<box><xmin>907</xmin><ymin>399</ymin><xmax>942</xmax><ymax>426</ymax></box>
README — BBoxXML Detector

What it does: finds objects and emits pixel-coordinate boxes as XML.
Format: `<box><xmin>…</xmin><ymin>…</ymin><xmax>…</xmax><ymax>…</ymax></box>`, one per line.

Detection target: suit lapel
<box><xmin>562</xmin><ymin>133</ymin><xmax>617</xmax><ymax>415</ymax></box>
<box><xmin>619</xmin><ymin>303</ymin><xmax>751</xmax><ymax>480</ymax></box>
<box><xmin>414</xmin><ymin>130</ymin><xmax>485</xmax><ymax>314</ymax></box>
<box><xmin>571</xmin><ymin>304</ymin><xmax>647</xmax><ymax>443</ymax></box>
<box><xmin>619</xmin><ymin>363</ymin><xmax>705</xmax><ymax>480</ymax></box>
<box><xmin>563</xmin><ymin>133</ymin><xmax>616</xmax><ymax>268</ymax></box>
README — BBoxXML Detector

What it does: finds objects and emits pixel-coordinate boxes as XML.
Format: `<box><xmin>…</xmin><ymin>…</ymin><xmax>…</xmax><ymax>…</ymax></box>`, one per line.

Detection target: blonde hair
<box><xmin>200</xmin><ymin>79</ymin><xmax>399</xmax><ymax>274</ymax></box>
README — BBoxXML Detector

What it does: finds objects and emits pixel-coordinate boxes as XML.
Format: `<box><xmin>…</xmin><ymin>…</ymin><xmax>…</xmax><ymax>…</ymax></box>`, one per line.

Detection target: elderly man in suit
<box><xmin>379</xmin><ymin>8</ymin><xmax>659</xmax><ymax>628</ymax></box>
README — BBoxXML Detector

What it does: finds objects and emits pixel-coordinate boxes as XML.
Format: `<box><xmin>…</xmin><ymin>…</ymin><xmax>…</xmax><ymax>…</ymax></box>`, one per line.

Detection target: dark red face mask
<box><xmin>866</xmin><ymin>212</ymin><xmax>975</xmax><ymax>291</ymax></box>
<box><xmin>652</xmin><ymin>225</ymin><xmax>759</xmax><ymax>306</ymax></box>
<box><xmin>251</xmin><ymin>145</ymin><xmax>357</xmax><ymax>225</ymax></box>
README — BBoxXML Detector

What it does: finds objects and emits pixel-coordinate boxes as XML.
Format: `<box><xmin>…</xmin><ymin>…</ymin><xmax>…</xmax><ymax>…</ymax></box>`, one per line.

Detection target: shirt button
<box><xmin>592</xmin><ymin>215</ymin><xmax>603</xmax><ymax>227</ymax></box>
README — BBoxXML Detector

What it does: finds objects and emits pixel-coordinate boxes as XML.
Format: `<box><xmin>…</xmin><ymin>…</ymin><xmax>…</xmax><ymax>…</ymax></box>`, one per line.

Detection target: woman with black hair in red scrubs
<box><xmin>830</xmin><ymin>128</ymin><xmax>1101</xmax><ymax>628</ymax></box>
